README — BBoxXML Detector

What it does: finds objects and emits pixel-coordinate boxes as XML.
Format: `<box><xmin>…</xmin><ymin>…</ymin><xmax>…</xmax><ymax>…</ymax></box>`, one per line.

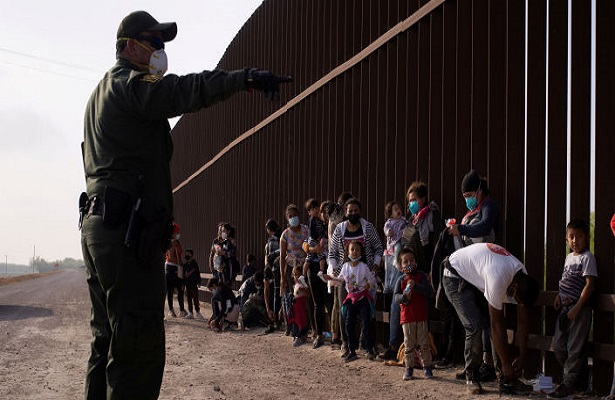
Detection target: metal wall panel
<box><xmin>168</xmin><ymin>0</ymin><xmax>612</xmax><ymax>387</ymax></box>
<box><xmin>594</xmin><ymin>1</ymin><xmax>615</xmax><ymax>393</ymax></box>
<box><xmin>569</xmin><ymin>0</ymin><xmax>591</xmax><ymax>223</ymax></box>
<box><xmin>440</xmin><ymin>0</ymin><xmax>457</xmax><ymax>218</ymax></box>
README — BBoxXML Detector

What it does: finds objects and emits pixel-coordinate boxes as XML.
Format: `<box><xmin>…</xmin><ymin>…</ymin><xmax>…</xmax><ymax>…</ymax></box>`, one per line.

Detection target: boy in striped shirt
<box><xmin>549</xmin><ymin>219</ymin><xmax>597</xmax><ymax>398</ymax></box>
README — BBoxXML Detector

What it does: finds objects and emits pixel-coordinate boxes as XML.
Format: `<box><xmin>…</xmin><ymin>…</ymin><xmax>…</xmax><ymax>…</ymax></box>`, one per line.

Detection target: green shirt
<box><xmin>83</xmin><ymin>59</ymin><xmax>246</xmax><ymax>216</ymax></box>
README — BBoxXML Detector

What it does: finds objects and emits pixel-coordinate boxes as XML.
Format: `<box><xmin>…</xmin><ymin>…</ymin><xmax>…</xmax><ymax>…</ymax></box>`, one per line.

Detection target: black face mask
<box><xmin>347</xmin><ymin>214</ymin><xmax>361</xmax><ymax>225</ymax></box>
<box><xmin>185</xmin><ymin>256</ymin><xmax>192</xmax><ymax>260</ymax></box>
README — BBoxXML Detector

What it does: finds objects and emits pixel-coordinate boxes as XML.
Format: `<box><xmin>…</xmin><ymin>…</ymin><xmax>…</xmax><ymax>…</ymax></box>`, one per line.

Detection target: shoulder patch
<box><xmin>140</xmin><ymin>74</ymin><xmax>163</xmax><ymax>83</ymax></box>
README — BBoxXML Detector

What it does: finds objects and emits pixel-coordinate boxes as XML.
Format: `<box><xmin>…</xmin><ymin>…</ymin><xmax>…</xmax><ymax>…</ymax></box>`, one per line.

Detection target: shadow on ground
<box><xmin>0</xmin><ymin>305</ymin><xmax>53</xmax><ymax>321</ymax></box>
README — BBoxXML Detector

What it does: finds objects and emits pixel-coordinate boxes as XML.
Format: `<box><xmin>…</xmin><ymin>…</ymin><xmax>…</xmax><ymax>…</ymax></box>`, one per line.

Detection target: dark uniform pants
<box><xmin>81</xmin><ymin>215</ymin><xmax>166</xmax><ymax>400</ymax></box>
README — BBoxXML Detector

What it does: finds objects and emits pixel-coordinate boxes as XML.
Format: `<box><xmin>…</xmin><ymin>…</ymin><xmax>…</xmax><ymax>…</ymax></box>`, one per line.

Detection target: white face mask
<box><xmin>288</xmin><ymin>216</ymin><xmax>300</xmax><ymax>227</ymax></box>
<box><xmin>174</xmin><ymin>234</ymin><xmax>181</xmax><ymax>240</ymax></box>
<box><xmin>129</xmin><ymin>38</ymin><xmax>168</xmax><ymax>76</ymax></box>
<box><xmin>148</xmin><ymin>49</ymin><xmax>168</xmax><ymax>76</ymax></box>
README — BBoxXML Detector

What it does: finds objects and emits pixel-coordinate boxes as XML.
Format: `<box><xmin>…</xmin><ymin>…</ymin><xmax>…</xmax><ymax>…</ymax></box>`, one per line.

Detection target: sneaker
<box><xmin>433</xmin><ymin>358</ymin><xmax>453</xmax><ymax>369</ymax></box>
<box><xmin>178</xmin><ymin>310</ymin><xmax>188</xmax><ymax>318</ymax></box>
<box><xmin>455</xmin><ymin>368</ymin><xmax>466</xmax><ymax>380</ymax></box>
<box><xmin>344</xmin><ymin>352</ymin><xmax>358</xmax><ymax>363</ymax></box>
<box><xmin>365</xmin><ymin>350</ymin><xmax>376</xmax><ymax>361</ymax></box>
<box><xmin>264</xmin><ymin>325</ymin><xmax>276</xmax><ymax>334</ymax></box>
<box><xmin>376</xmin><ymin>347</ymin><xmax>398</xmax><ymax>361</ymax></box>
<box><xmin>466</xmin><ymin>381</ymin><xmax>483</xmax><ymax>395</ymax></box>
<box><xmin>313</xmin><ymin>336</ymin><xmax>324</xmax><ymax>349</ymax></box>
<box><xmin>424</xmin><ymin>368</ymin><xmax>434</xmax><ymax>379</ymax></box>
<box><xmin>195</xmin><ymin>312</ymin><xmax>205</xmax><ymax>320</ymax></box>
<box><xmin>479</xmin><ymin>363</ymin><xmax>497</xmax><ymax>382</ymax></box>
<box><xmin>500</xmin><ymin>378</ymin><xmax>533</xmax><ymax>396</ymax></box>
<box><xmin>185</xmin><ymin>312</ymin><xmax>194</xmax><ymax>319</ymax></box>
<box><xmin>293</xmin><ymin>337</ymin><xmax>303</xmax><ymax>347</ymax></box>
<box><xmin>168</xmin><ymin>309</ymin><xmax>177</xmax><ymax>318</ymax></box>
<box><xmin>403</xmin><ymin>367</ymin><xmax>414</xmax><ymax>381</ymax></box>
<box><xmin>340</xmin><ymin>348</ymin><xmax>350</xmax><ymax>358</ymax></box>
<box><xmin>548</xmin><ymin>384</ymin><xmax>572</xmax><ymax>399</ymax></box>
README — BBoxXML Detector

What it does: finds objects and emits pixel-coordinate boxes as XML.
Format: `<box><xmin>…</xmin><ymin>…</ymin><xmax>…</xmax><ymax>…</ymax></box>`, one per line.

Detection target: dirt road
<box><xmin>0</xmin><ymin>269</ymin><xmax>600</xmax><ymax>399</ymax></box>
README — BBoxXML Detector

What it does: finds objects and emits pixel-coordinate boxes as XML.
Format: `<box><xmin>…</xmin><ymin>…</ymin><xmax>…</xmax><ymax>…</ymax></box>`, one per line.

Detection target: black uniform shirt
<box><xmin>83</xmin><ymin>59</ymin><xmax>246</xmax><ymax>216</ymax></box>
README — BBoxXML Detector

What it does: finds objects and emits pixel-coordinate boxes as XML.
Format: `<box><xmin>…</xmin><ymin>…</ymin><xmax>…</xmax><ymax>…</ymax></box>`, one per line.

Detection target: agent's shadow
<box><xmin>0</xmin><ymin>305</ymin><xmax>53</xmax><ymax>321</ymax></box>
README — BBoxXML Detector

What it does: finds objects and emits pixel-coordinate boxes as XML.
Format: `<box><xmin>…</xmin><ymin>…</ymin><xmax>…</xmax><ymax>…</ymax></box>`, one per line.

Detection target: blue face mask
<box><xmin>348</xmin><ymin>255</ymin><xmax>361</xmax><ymax>262</ymax></box>
<box><xmin>465</xmin><ymin>196</ymin><xmax>479</xmax><ymax>211</ymax></box>
<box><xmin>288</xmin><ymin>216</ymin><xmax>299</xmax><ymax>227</ymax></box>
<box><xmin>408</xmin><ymin>200</ymin><xmax>420</xmax><ymax>215</ymax></box>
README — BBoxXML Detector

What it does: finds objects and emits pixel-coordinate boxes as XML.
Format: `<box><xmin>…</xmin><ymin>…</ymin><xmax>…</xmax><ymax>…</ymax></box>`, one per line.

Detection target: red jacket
<box><xmin>397</xmin><ymin>271</ymin><xmax>429</xmax><ymax>324</ymax></box>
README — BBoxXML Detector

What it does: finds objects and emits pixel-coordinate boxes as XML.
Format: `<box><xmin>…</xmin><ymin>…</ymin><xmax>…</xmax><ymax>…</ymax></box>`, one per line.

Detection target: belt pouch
<box><xmin>103</xmin><ymin>186</ymin><xmax>132</xmax><ymax>228</ymax></box>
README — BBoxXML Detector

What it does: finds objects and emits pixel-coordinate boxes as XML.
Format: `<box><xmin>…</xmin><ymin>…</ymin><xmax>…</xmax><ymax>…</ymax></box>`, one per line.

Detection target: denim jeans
<box><xmin>443</xmin><ymin>275</ymin><xmax>483</xmax><ymax>380</ymax></box>
<box><xmin>389</xmin><ymin>299</ymin><xmax>403</xmax><ymax>348</ymax></box>
<box><xmin>385</xmin><ymin>267</ymin><xmax>404</xmax><ymax>348</ymax></box>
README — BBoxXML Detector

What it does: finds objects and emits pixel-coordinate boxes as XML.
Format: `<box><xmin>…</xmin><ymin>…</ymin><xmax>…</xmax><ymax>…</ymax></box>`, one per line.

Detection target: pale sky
<box><xmin>0</xmin><ymin>0</ymin><xmax>263</xmax><ymax>265</ymax></box>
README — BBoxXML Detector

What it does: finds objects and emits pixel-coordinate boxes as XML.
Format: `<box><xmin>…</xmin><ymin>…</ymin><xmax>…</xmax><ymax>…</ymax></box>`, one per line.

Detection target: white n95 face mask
<box><xmin>149</xmin><ymin>49</ymin><xmax>168</xmax><ymax>76</ymax></box>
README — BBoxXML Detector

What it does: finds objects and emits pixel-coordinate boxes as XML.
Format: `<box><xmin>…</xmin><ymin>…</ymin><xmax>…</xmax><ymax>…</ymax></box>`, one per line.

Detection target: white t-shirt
<box><xmin>338</xmin><ymin>261</ymin><xmax>377</xmax><ymax>293</ymax></box>
<box><xmin>448</xmin><ymin>243</ymin><xmax>526</xmax><ymax>310</ymax></box>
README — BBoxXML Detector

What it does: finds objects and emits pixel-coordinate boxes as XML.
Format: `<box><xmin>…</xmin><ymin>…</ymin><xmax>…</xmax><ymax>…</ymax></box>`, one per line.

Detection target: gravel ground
<box><xmin>0</xmin><ymin>269</ymin><xmax>603</xmax><ymax>400</ymax></box>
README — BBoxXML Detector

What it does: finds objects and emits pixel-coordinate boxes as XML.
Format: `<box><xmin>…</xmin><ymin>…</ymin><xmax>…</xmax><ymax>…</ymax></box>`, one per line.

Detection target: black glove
<box><xmin>245</xmin><ymin>68</ymin><xmax>293</xmax><ymax>101</ymax></box>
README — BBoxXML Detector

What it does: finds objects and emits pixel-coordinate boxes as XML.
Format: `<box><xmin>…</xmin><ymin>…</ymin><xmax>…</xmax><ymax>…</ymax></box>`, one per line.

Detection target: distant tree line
<box><xmin>31</xmin><ymin>257</ymin><xmax>84</xmax><ymax>273</ymax></box>
<box><xmin>1</xmin><ymin>257</ymin><xmax>84</xmax><ymax>275</ymax></box>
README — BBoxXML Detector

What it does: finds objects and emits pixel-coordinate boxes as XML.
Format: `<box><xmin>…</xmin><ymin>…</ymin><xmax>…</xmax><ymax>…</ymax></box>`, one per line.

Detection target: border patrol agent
<box><xmin>80</xmin><ymin>11</ymin><xmax>291</xmax><ymax>400</ymax></box>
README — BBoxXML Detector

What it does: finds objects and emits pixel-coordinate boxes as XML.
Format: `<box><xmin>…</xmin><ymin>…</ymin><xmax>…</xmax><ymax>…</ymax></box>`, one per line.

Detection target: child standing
<box><xmin>183</xmin><ymin>249</ymin><xmax>203</xmax><ymax>320</ymax></box>
<box><xmin>325</xmin><ymin>240</ymin><xmax>377</xmax><ymax>362</ymax></box>
<box><xmin>302</xmin><ymin>198</ymin><xmax>329</xmax><ymax>348</ymax></box>
<box><xmin>383</xmin><ymin>201</ymin><xmax>407</xmax><ymax>293</ymax></box>
<box><xmin>549</xmin><ymin>219</ymin><xmax>597</xmax><ymax>398</ymax></box>
<box><xmin>288</xmin><ymin>265</ymin><xmax>311</xmax><ymax>347</ymax></box>
<box><xmin>393</xmin><ymin>247</ymin><xmax>433</xmax><ymax>380</ymax></box>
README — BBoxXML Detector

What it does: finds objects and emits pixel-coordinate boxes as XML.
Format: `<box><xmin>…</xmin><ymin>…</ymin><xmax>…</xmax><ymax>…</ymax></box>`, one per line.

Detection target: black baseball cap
<box><xmin>117</xmin><ymin>11</ymin><xmax>177</xmax><ymax>42</ymax></box>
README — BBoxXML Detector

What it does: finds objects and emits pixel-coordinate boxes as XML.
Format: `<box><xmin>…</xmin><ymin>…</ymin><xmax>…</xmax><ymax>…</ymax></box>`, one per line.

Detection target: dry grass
<box><xmin>0</xmin><ymin>271</ymin><xmax>58</xmax><ymax>286</ymax></box>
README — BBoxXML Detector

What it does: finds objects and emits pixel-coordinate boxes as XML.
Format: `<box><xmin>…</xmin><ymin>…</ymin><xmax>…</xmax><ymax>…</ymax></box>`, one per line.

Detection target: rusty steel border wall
<box><xmin>169</xmin><ymin>0</ymin><xmax>615</xmax><ymax>391</ymax></box>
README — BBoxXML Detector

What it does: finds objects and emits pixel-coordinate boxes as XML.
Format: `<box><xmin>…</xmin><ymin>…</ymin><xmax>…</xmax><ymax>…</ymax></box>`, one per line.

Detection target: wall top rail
<box><xmin>172</xmin><ymin>0</ymin><xmax>446</xmax><ymax>194</ymax></box>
